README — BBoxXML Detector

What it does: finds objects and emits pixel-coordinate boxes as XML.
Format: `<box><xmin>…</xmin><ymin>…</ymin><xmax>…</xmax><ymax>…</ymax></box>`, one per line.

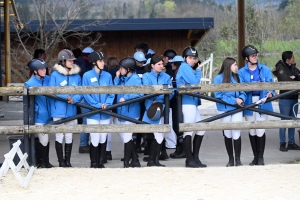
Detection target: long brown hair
<box><xmin>217</xmin><ymin>57</ymin><xmax>240</xmax><ymax>83</ymax></box>
<box><xmin>106</xmin><ymin>57</ymin><xmax>119</xmax><ymax>71</ymax></box>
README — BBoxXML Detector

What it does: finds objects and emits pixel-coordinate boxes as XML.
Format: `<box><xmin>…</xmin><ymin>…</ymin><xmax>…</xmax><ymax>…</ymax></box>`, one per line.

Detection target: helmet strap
<box><xmin>94</xmin><ymin>62</ymin><xmax>102</xmax><ymax>74</ymax></box>
<box><xmin>34</xmin><ymin>70</ymin><xmax>44</xmax><ymax>80</ymax></box>
<box><xmin>246</xmin><ymin>56</ymin><xmax>258</xmax><ymax>65</ymax></box>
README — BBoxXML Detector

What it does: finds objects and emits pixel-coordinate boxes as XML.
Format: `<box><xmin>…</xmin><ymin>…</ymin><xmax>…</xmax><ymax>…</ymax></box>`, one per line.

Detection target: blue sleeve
<box><xmin>237</xmin><ymin>70</ymin><xmax>251</xmax><ymax>95</ymax></box>
<box><xmin>104</xmin><ymin>77</ymin><xmax>115</xmax><ymax>106</ymax></box>
<box><xmin>213</xmin><ymin>76</ymin><xmax>237</xmax><ymax>105</ymax></box>
<box><xmin>71</xmin><ymin>76</ymin><xmax>83</xmax><ymax>103</ymax></box>
<box><xmin>181</xmin><ymin>67</ymin><xmax>201</xmax><ymax>84</ymax></box>
<box><xmin>264</xmin><ymin>67</ymin><xmax>275</xmax><ymax>96</ymax></box>
<box><xmin>114</xmin><ymin>77</ymin><xmax>121</xmax><ymax>85</ymax></box>
<box><xmin>123</xmin><ymin>77</ymin><xmax>144</xmax><ymax>101</ymax></box>
<box><xmin>48</xmin><ymin>73</ymin><xmax>68</xmax><ymax>100</ymax></box>
<box><xmin>82</xmin><ymin>74</ymin><xmax>101</xmax><ymax>108</ymax></box>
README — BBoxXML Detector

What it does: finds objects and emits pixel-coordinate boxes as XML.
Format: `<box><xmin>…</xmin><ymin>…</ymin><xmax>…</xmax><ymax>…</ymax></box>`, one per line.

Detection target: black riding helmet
<box><xmin>119</xmin><ymin>57</ymin><xmax>136</xmax><ymax>69</ymax></box>
<box><xmin>28</xmin><ymin>58</ymin><xmax>47</xmax><ymax>72</ymax></box>
<box><xmin>241</xmin><ymin>45</ymin><xmax>259</xmax><ymax>60</ymax></box>
<box><xmin>182</xmin><ymin>46</ymin><xmax>198</xmax><ymax>58</ymax></box>
<box><xmin>88</xmin><ymin>51</ymin><xmax>105</xmax><ymax>64</ymax></box>
<box><xmin>163</xmin><ymin>49</ymin><xmax>177</xmax><ymax>59</ymax></box>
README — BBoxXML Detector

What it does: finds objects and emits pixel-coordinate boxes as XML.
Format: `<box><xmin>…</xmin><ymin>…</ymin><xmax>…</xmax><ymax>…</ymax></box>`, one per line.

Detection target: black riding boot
<box><xmin>249</xmin><ymin>134</ymin><xmax>258</xmax><ymax>166</ymax></box>
<box><xmin>147</xmin><ymin>140</ymin><xmax>160</xmax><ymax>167</ymax></box>
<box><xmin>90</xmin><ymin>144</ymin><xmax>98</xmax><ymax>168</ymax></box>
<box><xmin>233</xmin><ymin>137</ymin><xmax>242</xmax><ymax>166</ymax></box>
<box><xmin>154</xmin><ymin>142</ymin><xmax>165</xmax><ymax>167</ymax></box>
<box><xmin>98</xmin><ymin>142</ymin><xmax>106</xmax><ymax>168</ymax></box>
<box><xmin>144</xmin><ymin>134</ymin><xmax>154</xmax><ymax>156</ymax></box>
<box><xmin>159</xmin><ymin>139</ymin><xmax>169</xmax><ymax>160</ymax></box>
<box><xmin>257</xmin><ymin>134</ymin><xmax>266</xmax><ymax>165</ymax></box>
<box><xmin>224</xmin><ymin>136</ymin><xmax>234</xmax><ymax>167</ymax></box>
<box><xmin>65</xmin><ymin>142</ymin><xmax>73</xmax><ymax>167</ymax></box>
<box><xmin>130</xmin><ymin>140</ymin><xmax>141</xmax><ymax>168</ymax></box>
<box><xmin>184</xmin><ymin>136</ymin><xmax>200</xmax><ymax>168</ymax></box>
<box><xmin>103</xmin><ymin>140</ymin><xmax>108</xmax><ymax>164</ymax></box>
<box><xmin>124</xmin><ymin>140</ymin><xmax>133</xmax><ymax>168</ymax></box>
<box><xmin>193</xmin><ymin>135</ymin><xmax>207</xmax><ymax>168</ymax></box>
<box><xmin>37</xmin><ymin>142</ymin><xmax>47</xmax><ymax>168</ymax></box>
<box><xmin>55</xmin><ymin>141</ymin><xmax>67</xmax><ymax>167</ymax></box>
<box><xmin>45</xmin><ymin>142</ymin><xmax>53</xmax><ymax>168</ymax></box>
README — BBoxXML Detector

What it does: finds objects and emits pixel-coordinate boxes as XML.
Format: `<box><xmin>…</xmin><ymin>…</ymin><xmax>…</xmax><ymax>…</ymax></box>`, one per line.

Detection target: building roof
<box><xmin>5</xmin><ymin>18</ymin><xmax>214</xmax><ymax>32</ymax></box>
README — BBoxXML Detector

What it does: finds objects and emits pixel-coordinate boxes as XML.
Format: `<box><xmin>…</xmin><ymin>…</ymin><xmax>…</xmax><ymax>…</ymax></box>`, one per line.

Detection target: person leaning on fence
<box><xmin>25</xmin><ymin>58</ymin><xmax>53</xmax><ymax>168</ymax></box>
<box><xmin>82</xmin><ymin>51</ymin><xmax>115</xmax><ymax>168</ymax></box>
<box><xmin>213</xmin><ymin>57</ymin><xmax>246</xmax><ymax>167</ymax></box>
<box><xmin>114</xmin><ymin>57</ymin><xmax>143</xmax><ymax>168</ymax></box>
<box><xmin>238</xmin><ymin>45</ymin><xmax>274</xmax><ymax>166</ymax></box>
<box><xmin>49</xmin><ymin>49</ymin><xmax>82</xmax><ymax>168</ymax></box>
<box><xmin>273</xmin><ymin>51</ymin><xmax>300</xmax><ymax>151</ymax></box>
<box><xmin>175</xmin><ymin>47</ymin><xmax>207</xmax><ymax>168</ymax></box>
<box><xmin>142</xmin><ymin>55</ymin><xmax>174</xmax><ymax>167</ymax></box>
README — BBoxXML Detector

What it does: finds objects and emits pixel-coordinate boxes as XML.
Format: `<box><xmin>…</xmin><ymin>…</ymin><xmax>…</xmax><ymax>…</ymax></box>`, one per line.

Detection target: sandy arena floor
<box><xmin>0</xmin><ymin>164</ymin><xmax>299</xmax><ymax>199</ymax></box>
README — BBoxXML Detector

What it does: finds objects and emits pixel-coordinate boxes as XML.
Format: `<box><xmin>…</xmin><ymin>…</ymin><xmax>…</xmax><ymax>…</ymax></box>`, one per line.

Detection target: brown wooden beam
<box><xmin>237</xmin><ymin>0</ymin><xmax>245</xmax><ymax>68</ymax></box>
<box><xmin>4</xmin><ymin>0</ymin><xmax>11</xmax><ymax>85</ymax></box>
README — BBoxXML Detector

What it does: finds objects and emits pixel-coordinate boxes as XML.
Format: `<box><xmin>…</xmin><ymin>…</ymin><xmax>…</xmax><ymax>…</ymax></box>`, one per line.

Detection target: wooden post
<box><xmin>237</xmin><ymin>0</ymin><xmax>245</xmax><ymax>68</ymax></box>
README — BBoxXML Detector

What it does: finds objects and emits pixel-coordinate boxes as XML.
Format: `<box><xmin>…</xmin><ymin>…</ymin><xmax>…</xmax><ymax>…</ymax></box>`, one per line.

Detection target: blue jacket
<box><xmin>142</xmin><ymin>70</ymin><xmax>174</xmax><ymax>124</ymax></box>
<box><xmin>24</xmin><ymin>75</ymin><xmax>51</xmax><ymax>124</ymax></box>
<box><xmin>82</xmin><ymin>68</ymin><xmax>115</xmax><ymax>120</ymax></box>
<box><xmin>213</xmin><ymin>73</ymin><xmax>247</xmax><ymax>111</ymax></box>
<box><xmin>49</xmin><ymin>64</ymin><xmax>82</xmax><ymax>118</ymax></box>
<box><xmin>114</xmin><ymin>73</ymin><xmax>143</xmax><ymax>122</ymax></box>
<box><xmin>176</xmin><ymin>61</ymin><xmax>201</xmax><ymax>106</ymax></box>
<box><xmin>238</xmin><ymin>62</ymin><xmax>274</xmax><ymax>116</ymax></box>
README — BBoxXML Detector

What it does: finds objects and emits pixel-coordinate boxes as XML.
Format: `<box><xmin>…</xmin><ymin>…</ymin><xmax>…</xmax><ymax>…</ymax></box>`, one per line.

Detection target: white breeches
<box><xmin>53</xmin><ymin>117</ymin><xmax>76</xmax><ymax>144</ymax></box>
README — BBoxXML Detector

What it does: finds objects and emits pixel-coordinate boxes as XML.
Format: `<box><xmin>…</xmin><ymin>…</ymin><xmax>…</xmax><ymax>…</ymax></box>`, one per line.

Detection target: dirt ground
<box><xmin>0</xmin><ymin>164</ymin><xmax>299</xmax><ymax>200</ymax></box>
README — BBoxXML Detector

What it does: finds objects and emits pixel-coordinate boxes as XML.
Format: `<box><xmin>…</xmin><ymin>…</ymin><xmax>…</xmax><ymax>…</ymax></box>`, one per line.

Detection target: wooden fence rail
<box><xmin>179</xmin><ymin>120</ymin><xmax>300</xmax><ymax>132</ymax></box>
<box><xmin>0</xmin><ymin>124</ymin><xmax>171</xmax><ymax>135</ymax></box>
<box><xmin>1</xmin><ymin>82</ymin><xmax>300</xmax><ymax>96</ymax></box>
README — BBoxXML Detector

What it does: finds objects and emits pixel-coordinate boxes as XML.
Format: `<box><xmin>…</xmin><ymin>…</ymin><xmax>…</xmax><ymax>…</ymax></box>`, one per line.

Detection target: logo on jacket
<box><xmin>279</xmin><ymin>70</ymin><xmax>283</xmax><ymax>74</ymax></box>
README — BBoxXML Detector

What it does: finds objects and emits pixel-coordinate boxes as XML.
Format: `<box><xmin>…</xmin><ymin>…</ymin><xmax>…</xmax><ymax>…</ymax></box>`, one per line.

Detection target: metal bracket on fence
<box><xmin>177</xmin><ymin>84</ymin><xmax>201</xmax><ymax>91</ymax></box>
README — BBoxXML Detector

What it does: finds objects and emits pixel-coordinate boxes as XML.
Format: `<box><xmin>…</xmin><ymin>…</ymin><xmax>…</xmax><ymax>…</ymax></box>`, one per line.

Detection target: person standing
<box><xmin>163</xmin><ymin>49</ymin><xmax>177</xmax><ymax>76</ymax></box>
<box><xmin>114</xmin><ymin>57</ymin><xmax>142</xmax><ymax>168</ymax></box>
<box><xmin>142</xmin><ymin>55</ymin><xmax>174</xmax><ymax>167</ymax></box>
<box><xmin>25</xmin><ymin>58</ymin><xmax>53</xmax><ymax>168</ymax></box>
<box><xmin>176</xmin><ymin>46</ymin><xmax>206</xmax><ymax>168</ymax></box>
<box><xmin>105</xmin><ymin>56</ymin><xmax>120</xmax><ymax>160</ymax></box>
<box><xmin>82</xmin><ymin>51</ymin><xmax>114</xmax><ymax>168</ymax></box>
<box><xmin>166</xmin><ymin>56</ymin><xmax>186</xmax><ymax>159</ymax></box>
<box><xmin>49</xmin><ymin>49</ymin><xmax>82</xmax><ymax>167</ymax></box>
<box><xmin>76</xmin><ymin>47</ymin><xmax>94</xmax><ymax>154</ymax></box>
<box><xmin>213</xmin><ymin>57</ymin><xmax>246</xmax><ymax>167</ymax></box>
<box><xmin>273</xmin><ymin>51</ymin><xmax>300</xmax><ymax>151</ymax></box>
<box><xmin>238</xmin><ymin>45</ymin><xmax>274</xmax><ymax>166</ymax></box>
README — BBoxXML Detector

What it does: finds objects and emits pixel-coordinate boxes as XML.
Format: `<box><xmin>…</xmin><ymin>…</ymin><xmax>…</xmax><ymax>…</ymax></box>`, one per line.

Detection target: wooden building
<box><xmin>4</xmin><ymin>18</ymin><xmax>214</xmax><ymax>83</ymax></box>
<box><xmin>19</xmin><ymin>18</ymin><xmax>214</xmax><ymax>58</ymax></box>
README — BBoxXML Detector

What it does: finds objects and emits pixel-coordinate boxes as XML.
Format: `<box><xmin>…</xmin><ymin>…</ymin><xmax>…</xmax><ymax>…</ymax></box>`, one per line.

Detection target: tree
<box><xmin>10</xmin><ymin>0</ymin><xmax>104</xmax><ymax>80</ymax></box>
<box><xmin>279</xmin><ymin>0</ymin><xmax>300</xmax><ymax>39</ymax></box>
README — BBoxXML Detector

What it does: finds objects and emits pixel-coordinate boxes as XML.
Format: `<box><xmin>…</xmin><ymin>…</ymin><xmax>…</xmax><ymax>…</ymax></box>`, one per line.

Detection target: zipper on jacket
<box><xmin>98</xmin><ymin>74</ymin><xmax>101</xmax><ymax>119</ymax></box>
